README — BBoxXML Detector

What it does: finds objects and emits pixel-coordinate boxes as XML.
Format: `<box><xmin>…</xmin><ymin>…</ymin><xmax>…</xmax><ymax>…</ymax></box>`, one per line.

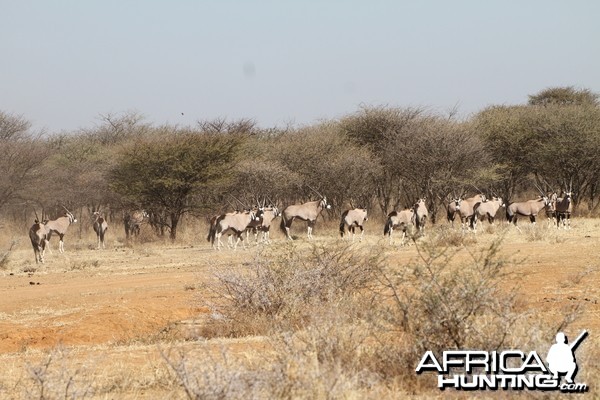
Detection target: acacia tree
<box><xmin>339</xmin><ymin>106</ymin><xmax>427</xmax><ymax>214</ymax></box>
<box><xmin>381</xmin><ymin>115</ymin><xmax>491</xmax><ymax>221</ymax></box>
<box><xmin>340</xmin><ymin>106</ymin><xmax>491</xmax><ymax>219</ymax></box>
<box><xmin>476</xmin><ymin>87</ymin><xmax>600</xmax><ymax>208</ymax></box>
<box><xmin>474</xmin><ymin>105</ymin><xmax>539</xmax><ymax>202</ymax></box>
<box><xmin>528</xmin><ymin>86</ymin><xmax>599</xmax><ymax>107</ymax></box>
<box><xmin>526</xmin><ymin>105</ymin><xmax>600</xmax><ymax>208</ymax></box>
<box><xmin>270</xmin><ymin>122</ymin><xmax>381</xmax><ymax>212</ymax></box>
<box><xmin>0</xmin><ymin>111</ymin><xmax>50</xmax><ymax>213</ymax></box>
<box><xmin>109</xmin><ymin>129</ymin><xmax>241</xmax><ymax>240</ymax></box>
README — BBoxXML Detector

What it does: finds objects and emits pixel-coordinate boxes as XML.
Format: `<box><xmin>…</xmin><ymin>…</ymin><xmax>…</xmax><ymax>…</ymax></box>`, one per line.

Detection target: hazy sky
<box><xmin>2</xmin><ymin>1</ymin><xmax>599</xmax><ymax>133</ymax></box>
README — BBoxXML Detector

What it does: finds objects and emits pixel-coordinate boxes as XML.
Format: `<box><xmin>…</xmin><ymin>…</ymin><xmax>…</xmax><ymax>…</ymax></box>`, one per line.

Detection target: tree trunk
<box><xmin>170</xmin><ymin>213</ymin><xmax>179</xmax><ymax>241</ymax></box>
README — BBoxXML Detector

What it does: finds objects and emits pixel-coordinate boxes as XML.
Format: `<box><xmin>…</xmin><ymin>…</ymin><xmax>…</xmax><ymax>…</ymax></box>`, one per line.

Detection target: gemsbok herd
<box><xmin>27</xmin><ymin>185</ymin><xmax>576</xmax><ymax>261</ymax></box>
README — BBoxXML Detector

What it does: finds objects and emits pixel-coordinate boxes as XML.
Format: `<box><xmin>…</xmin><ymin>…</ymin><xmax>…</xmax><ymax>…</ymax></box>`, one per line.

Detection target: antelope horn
<box><xmin>533</xmin><ymin>183</ymin><xmax>545</xmax><ymax>196</ymax></box>
<box><xmin>226</xmin><ymin>199</ymin><xmax>237</xmax><ymax>211</ymax></box>
<box><xmin>569</xmin><ymin>177</ymin><xmax>573</xmax><ymax>193</ymax></box>
<box><xmin>307</xmin><ymin>184</ymin><xmax>323</xmax><ymax>198</ymax></box>
<box><xmin>230</xmin><ymin>195</ymin><xmax>246</xmax><ymax>208</ymax></box>
<box><xmin>541</xmin><ymin>176</ymin><xmax>553</xmax><ymax>192</ymax></box>
<box><xmin>469</xmin><ymin>184</ymin><xmax>484</xmax><ymax>194</ymax></box>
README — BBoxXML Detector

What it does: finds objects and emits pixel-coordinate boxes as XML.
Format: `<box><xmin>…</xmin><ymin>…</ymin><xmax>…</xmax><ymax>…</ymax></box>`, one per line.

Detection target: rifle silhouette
<box><xmin>569</xmin><ymin>330</ymin><xmax>588</xmax><ymax>351</ymax></box>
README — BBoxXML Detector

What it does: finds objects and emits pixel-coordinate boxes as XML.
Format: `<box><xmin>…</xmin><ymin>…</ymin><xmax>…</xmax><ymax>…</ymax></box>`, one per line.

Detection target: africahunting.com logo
<box><xmin>416</xmin><ymin>330</ymin><xmax>588</xmax><ymax>393</ymax></box>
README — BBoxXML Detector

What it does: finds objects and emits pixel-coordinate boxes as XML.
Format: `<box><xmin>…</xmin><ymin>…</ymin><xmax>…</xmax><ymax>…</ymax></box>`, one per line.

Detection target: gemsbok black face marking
<box><xmin>339</xmin><ymin>208</ymin><xmax>368</xmax><ymax>242</ymax></box>
<box><xmin>45</xmin><ymin>207</ymin><xmax>77</xmax><ymax>254</ymax></box>
<box><xmin>280</xmin><ymin>197</ymin><xmax>331</xmax><ymax>240</ymax></box>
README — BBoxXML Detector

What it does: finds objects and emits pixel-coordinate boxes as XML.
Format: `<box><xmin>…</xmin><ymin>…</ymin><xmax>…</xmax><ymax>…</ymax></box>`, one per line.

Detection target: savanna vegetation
<box><xmin>1</xmin><ymin>86</ymin><xmax>599</xmax><ymax>239</ymax></box>
<box><xmin>1</xmin><ymin>86</ymin><xmax>599</xmax><ymax>398</ymax></box>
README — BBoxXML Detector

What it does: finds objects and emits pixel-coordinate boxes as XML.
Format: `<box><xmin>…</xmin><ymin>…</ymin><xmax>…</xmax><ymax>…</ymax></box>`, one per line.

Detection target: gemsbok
<box><xmin>93</xmin><ymin>211</ymin><xmax>109</xmax><ymax>249</ymax></box>
<box><xmin>249</xmin><ymin>206</ymin><xmax>280</xmax><ymax>243</ymax></box>
<box><xmin>383</xmin><ymin>208</ymin><xmax>414</xmax><ymax>245</ymax></box>
<box><xmin>208</xmin><ymin>209</ymin><xmax>259</xmax><ymax>250</ymax></box>
<box><xmin>506</xmin><ymin>195</ymin><xmax>550</xmax><ymax>226</ymax></box>
<box><xmin>475</xmin><ymin>197</ymin><xmax>505</xmax><ymax>224</ymax></box>
<box><xmin>339</xmin><ymin>208</ymin><xmax>368</xmax><ymax>241</ymax></box>
<box><xmin>446</xmin><ymin>197</ymin><xmax>462</xmax><ymax>227</ymax></box>
<box><xmin>458</xmin><ymin>194</ymin><xmax>486</xmax><ymax>232</ymax></box>
<box><xmin>207</xmin><ymin>211</ymin><xmax>236</xmax><ymax>248</ymax></box>
<box><xmin>554</xmin><ymin>191</ymin><xmax>573</xmax><ymax>229</ymax></box>
<box><xmin>280</xmin><ymin>197</ymin><xmax>331</xmax><ymax>240</ymax></box>
<box><xmin>45</xmin><ymin>207</ymin><xmax>77</xmax><ymax>253</ymax></box>
<box><xmin>413</xmin><ymin>198</ymin><xmax>428</xmax><ymax>235</ymax></box>
<box><xmin>29</xmin><ymin>219</ymin><xmax>49</xmax><ymax>264</ymax></box>
<box><xmin>124</xmin><ymin>210</ymin><xmax>148</xmax><ymax>239</ymax></box>
<box><xmin>545</xmin><ymin>192</ymin><xmax>558</xmax><ymax>227</ymax></box>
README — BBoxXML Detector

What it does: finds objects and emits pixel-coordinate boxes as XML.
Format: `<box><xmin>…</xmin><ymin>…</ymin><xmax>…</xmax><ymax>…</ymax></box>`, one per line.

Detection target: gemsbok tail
<box><xmin>506</xmin><ymin>206</ymin><xmax>513</xmax><ymax>223</ymax></box>
<box><xmin>279</xmin><ymin>214</ymin><xmax>288</xmax><ymax>235</ymax></box>
<box><xmin>206</xmin><ymin>216</ymin><xmax>217</xmax><ymax>243</ymax></box>
<box><xmin>383</xmin><ymin>212</ymin><xmax>396</xmax><ymax>236</ymax></box>
<box><xmin>339</xmin><ymin>210</ymin><xmax>349</xmax><ymax>237</ymax></box>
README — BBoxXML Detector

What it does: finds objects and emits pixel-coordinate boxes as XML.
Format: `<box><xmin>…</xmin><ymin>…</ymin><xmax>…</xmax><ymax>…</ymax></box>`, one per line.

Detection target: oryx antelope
<box><xmin>446</xmin><ymin>197</ymin><xmax>462</xmax><ymax>227</ymax></box>
<box><xmin>280</xmin><ymin>197</ymin><xmax>331</xmax><ymax>240</ymax></box>
<box><xmin>475</xmin><ymin>197</ymin><xmax>505</xmax><ymax>224</ymax></box>
<box><xmin>124</xmin><ymin>210</ymin><xmax>148</xmax><ymax>239</ymax></box>
<box><xmin>506</xmin><ymin>196</ymin><xmax>550</xmax><ymax>226</ymax></box>
<box><xmin>458</xmin><ymin>194</ymin><xmax>486</xmax><ymax>232</ymax></box>
<box><xmin>45</xmin><ymin>208</ymin><xmax>77</xmax><ymax>253</ymax></box>
<box><xmin>554</xmin><ymin>191</ymin><xmax>573</xmax><ymax>229</ymax></box>
<box><xmin>413</xmin><ymin>198</ymin><xmax>428</xmax><ymax>235</ymax></box>
<box><xmin>29</xmin><ymin>220</ymin><xmax>49</xmax><ymax>264</ymax></box>
<box><xmin>247</xmin><ymin>206</ymin><xmax>280</xmax><ymax>243</ymax></box>
<box><xmin>207</xmin><ymin>209</ymin><xmax>260</xmax><ymax>250</ymax></box>
<box><xmin>206</xmin><ymin>211</ymin><xmax>236</xmax><ymax>248</ymax></box>
<box><xmin>545</xmin><ymin>192</ymin><xmax>558</xmax><ymax>227</ymax></box>
<box><xmin>93</xmin><ymin>211</ymin><xmax>109</xmax><ymax>249</ymax></box>
<box><xmin>339</xmin><ymin>208</ymin><xmax>368</xmax><ymax>241</ymax></box>
<box><xmin>383</xmin><ymin>208</ymin><xmax>414</xmax><ymax>245</ymax></box>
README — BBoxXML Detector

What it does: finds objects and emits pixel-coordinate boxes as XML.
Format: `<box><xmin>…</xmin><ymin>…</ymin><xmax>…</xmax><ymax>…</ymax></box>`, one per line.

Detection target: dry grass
<box><xmin>0</xmin><ymin>217</ymin><xmax>599</xmax><ymax>398</ymax></box>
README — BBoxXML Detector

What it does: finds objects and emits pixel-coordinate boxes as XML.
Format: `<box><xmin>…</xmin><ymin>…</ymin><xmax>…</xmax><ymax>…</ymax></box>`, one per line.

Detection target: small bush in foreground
<box><xmin>201</xmin><ymin>242</ymin><xmax>382</xmax><ymax>336</ymax></box>
<box><xmin>21</xmin><ymin>347</ymin><xmax>95</xmax><ymax>399</ymax></box>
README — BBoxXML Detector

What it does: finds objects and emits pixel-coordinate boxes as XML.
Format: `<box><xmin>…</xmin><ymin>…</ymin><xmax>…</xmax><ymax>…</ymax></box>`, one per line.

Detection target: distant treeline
<box><xmin>2</xmin><ymin>86</ymin><xmax>599</xmax><ymax>239</ymax></box>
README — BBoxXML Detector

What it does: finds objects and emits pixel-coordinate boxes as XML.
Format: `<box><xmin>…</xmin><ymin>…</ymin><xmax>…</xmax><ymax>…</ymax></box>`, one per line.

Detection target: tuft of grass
<box><xmin>68</xmin><ymin>259</ymin><xmax>101</xmax><ymax>271</ymax></box>
<box><xmin>0</xmin><ymin>241</ymin><xmax>17</xmax><ymax>270</ymax></box>
<box><xmin>425</xmin><ymin>226</ymin><xmax>477</xmax><ymax>247</ymax></box>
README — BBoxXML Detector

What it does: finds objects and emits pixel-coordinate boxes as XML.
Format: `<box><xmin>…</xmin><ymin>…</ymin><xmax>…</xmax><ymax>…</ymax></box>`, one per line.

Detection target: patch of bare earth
<box><xmin>0</xmin><ymin>218</ymin><xmax>599</xmax><ymax>397</ymax></box>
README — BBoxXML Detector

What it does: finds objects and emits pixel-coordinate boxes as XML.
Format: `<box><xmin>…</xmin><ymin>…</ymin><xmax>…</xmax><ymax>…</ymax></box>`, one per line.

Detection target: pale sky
<box><xmin>2</xmin><ymin>1</ymin><xmax>599</xmax><ymax>133</ymax></box>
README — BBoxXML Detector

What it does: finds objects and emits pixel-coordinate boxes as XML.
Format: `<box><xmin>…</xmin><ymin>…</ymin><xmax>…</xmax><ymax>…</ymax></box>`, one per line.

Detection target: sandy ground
<box><xmin>0</xmin><ymin>218</ymin><xmax>599</xmax><ymax>397</ymax></box>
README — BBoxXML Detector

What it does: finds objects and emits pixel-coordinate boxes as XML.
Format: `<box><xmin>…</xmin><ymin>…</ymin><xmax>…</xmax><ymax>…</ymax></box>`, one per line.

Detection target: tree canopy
<box><xmin>109</xmin><ymin>130</ymin><xmax>241</xmax><ymax>239</ymax></box>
